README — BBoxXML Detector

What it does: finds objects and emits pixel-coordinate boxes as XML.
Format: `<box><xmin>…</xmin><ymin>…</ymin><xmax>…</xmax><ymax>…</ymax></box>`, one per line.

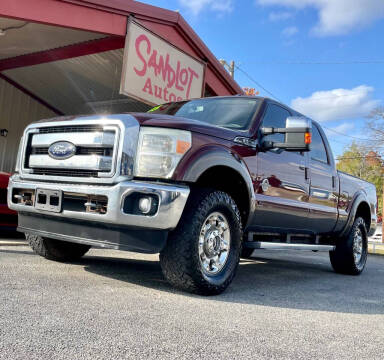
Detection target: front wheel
<box><xmin>160</xmin><ymin>189</ymin><xmax>243</xmax><ymax>295</ymax></box>
<box><xmin>26</xmin><ymin>234</ymin><xmax>91</xmax><ymax>262</ymax></box>
<box><xmin>329</xmin><ymin>217</ymin><xmax>368</xmax><ymax>275</ymax></box>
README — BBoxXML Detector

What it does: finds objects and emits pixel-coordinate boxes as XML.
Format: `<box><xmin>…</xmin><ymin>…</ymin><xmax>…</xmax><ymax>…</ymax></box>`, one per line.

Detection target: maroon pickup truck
<box><xmin>8</xmin><ymin>96</ymin><xmax>377</xmax><ymax>295</ymax></box>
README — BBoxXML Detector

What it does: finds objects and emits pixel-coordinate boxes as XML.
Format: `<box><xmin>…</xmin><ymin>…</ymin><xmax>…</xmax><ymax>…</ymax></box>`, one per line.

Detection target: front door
<box><xmin>252</xmin><ymin>103</ymin><xmax>310</xmax><ymax>231</ymax></box>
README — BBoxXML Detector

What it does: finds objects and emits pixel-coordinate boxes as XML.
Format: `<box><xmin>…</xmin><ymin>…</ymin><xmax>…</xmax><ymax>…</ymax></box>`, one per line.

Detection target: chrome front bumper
<box><xmin>8</xmin><ymin>175</ymin><xmax>190</xmax><ymax>231</ymax></box>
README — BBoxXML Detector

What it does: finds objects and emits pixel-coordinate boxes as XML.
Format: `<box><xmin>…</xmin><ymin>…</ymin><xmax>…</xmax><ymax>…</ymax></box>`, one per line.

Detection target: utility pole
<box><xmin>220</xmin><ymin>59</ymin><xmax>235</xmax><ymax>78</ymax></box>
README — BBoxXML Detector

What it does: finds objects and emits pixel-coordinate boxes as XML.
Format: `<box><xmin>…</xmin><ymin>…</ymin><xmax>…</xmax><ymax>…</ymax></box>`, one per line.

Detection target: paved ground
<box><xmin>1</xmin><ymin>244</ymin><xmax>384</xmax><ymax>360</ymax></box>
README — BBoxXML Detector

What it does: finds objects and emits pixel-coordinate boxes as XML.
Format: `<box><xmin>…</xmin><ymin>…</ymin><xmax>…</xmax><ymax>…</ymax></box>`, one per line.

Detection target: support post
<box><xmin>229</xmin><ymin>61</ymin><xmax>235</xmax><ymax>78</ymax></box>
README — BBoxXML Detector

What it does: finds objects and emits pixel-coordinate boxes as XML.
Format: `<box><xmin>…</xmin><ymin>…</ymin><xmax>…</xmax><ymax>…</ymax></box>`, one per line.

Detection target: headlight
<box><xmin>134</xmin><ymin>127</ymin><xmax>192</xmax><ymax>178</ymax></box>
<box><xmin>14</xmin><ymin>136</ymin><xmax>23</xmax><ymax>173</ymax></box>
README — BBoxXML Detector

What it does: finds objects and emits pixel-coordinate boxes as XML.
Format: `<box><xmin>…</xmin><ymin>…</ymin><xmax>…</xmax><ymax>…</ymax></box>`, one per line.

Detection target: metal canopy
<box><xmin>0</xmin><ymin>16</ymin><xmax>149</xmax><ymax>115</ymax></box>
<box><xmin>4</xmin><ymin>49</ymin><xmax>150</xmax><ymax>115</ymax></box>
<box><xmin>0</xmin><ymin>18</ymin><xmax>106</xmax><ymax>60</ymax></box>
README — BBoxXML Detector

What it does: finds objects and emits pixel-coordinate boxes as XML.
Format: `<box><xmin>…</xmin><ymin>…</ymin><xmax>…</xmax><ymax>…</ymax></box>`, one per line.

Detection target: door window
<box><xmin>310</xmin><ymin>125</ymin><xmax>329</xmax><ymax>164</ymax></box>
<box><xmin>261</xmin><ymin>104</ymin><xmax>291</xmax><ymax>143</ymax></box>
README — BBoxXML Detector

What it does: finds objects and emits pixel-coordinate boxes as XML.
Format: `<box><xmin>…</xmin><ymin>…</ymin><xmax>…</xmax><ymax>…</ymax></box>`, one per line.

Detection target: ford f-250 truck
<box><xmin>8</xmin><ymin>96</ymin><xmax>377</xmax><ymax>295</ymax></box>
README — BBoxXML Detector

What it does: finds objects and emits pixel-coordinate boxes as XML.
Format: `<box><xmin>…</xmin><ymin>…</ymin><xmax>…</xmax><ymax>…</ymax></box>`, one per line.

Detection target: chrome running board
<box><xmin>244</xmin><ymin>242</ymin><xmax>335</xmax><ymax>252</ymax></box>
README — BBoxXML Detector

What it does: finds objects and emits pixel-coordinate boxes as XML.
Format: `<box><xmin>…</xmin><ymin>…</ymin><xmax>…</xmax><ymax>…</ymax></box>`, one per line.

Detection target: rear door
<box><xmin>307</xmin><ymin>123</ymin><xmax>338</xmax><ymax>233</ymax></box>
<box><xmin>252</xmin><ymin>103</ymin><xmax>310</xmax><ymax>231</ymax></box>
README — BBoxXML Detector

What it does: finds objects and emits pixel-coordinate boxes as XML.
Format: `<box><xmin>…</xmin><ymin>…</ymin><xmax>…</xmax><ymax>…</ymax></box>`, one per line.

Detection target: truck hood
<box><xmin>36</xmin><ymin>113</ymin><xmax>245</xmax><ymax>142</ymax></box>
<box><xmin>128</xmin><ymin>113</ymin><xmax>244</xmax><ymax>141</ymax></box>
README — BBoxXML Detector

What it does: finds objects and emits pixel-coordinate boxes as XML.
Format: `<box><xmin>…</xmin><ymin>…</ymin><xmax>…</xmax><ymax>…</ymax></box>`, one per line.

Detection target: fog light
<box><xmin>138</xmin><ymin>196</ymin><xmax>152</xmax><ymax>214</ymax></box>
<box><xmin>123</xmin><ymin>193</ymin><xmax>159</xmax><ymax>216</ymax></box>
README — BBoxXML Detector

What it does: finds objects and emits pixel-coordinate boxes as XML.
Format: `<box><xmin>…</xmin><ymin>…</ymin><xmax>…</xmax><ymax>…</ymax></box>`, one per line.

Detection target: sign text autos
<box><xmin>120</xmin><ymin>20</ymin><xmax>205</xmax><ymax>105</ymax></box>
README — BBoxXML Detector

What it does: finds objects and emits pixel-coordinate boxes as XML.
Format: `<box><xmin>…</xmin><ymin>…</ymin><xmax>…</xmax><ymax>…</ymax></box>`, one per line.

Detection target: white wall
<box><xmin>0</xmin><ymin>77</ymin><xmax>56</xmax><ymax>173</ymax></box>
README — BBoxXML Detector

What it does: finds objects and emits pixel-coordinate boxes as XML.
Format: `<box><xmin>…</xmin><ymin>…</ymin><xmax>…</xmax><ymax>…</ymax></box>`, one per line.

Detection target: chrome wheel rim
<box><xmin>353</xmin><ymin>228</ymin><xmax>363</xmax><ymax>264</ymax></box>
<box><xmin>199</xmin><ymin>212</ymin><xmax>231</xmax><ymax>275</ymax></box>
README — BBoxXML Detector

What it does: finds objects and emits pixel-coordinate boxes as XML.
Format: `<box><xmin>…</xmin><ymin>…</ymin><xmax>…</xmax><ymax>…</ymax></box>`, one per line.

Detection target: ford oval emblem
<box><xmin>48</xmin><ymin>141</ymin><xmax>76</xmax><ymax>160</ymax></box>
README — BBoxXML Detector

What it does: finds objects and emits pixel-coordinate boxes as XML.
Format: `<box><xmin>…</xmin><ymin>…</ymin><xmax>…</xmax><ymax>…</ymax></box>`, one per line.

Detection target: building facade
<box><xmin>0</xmin><ymin>0</ymin><xmax>242</xmax><ymax>172</ymax></box>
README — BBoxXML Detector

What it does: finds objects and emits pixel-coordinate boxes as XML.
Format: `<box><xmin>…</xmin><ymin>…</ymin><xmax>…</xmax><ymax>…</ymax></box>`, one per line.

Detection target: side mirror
<box><xmin>261</xmin><ymin>116</ymin><xmax>312</xmax><ymax>151</ymax></box>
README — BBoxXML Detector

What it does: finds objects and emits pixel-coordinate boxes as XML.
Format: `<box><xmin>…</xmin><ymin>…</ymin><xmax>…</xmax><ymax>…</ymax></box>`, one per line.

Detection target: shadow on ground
<box><xmin>80</xmin><ymin>250</ymin><xmax>384</xmax><ymax>315</ymax></box>
<box><xmin>2</xmin><ymin>246</ymin><xmax>383</xmax><ymax>315</ymax></box>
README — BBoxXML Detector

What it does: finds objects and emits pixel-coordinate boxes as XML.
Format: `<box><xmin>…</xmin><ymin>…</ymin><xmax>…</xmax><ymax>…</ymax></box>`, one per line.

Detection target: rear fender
<box><xmin>339</xmin><ymin>192</ymin><xmax>370</xmax><ymax>238</ymax></box>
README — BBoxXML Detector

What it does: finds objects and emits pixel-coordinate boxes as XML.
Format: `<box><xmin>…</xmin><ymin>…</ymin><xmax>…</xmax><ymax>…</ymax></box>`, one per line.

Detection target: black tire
<box><xmin>160</xmin><ymin>189</ymin><xmax>243</xmax><ymax>295</ymax></box>
<box><xmin>26</xmin><ymin>233</ymin><xmax>91</xmax><ymax>262</ymax></box>
<box><xmin>329</xmin><ymin>217</ymin><xmax>368</xmax><ymax>275</ymax></box>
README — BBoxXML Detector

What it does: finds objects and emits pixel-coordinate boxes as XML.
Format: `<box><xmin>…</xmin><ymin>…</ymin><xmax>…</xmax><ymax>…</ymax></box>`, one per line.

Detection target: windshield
<box><xmin>148</xmin><ymin>97</ymin><xmax>261</xmax><ymax>130</ymax></box>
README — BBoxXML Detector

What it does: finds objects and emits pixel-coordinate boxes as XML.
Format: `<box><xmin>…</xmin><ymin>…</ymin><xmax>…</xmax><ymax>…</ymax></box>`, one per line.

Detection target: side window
<box><xmin>310</xmin><ymin>125</ymin><xmax>329</xmax><ymax>164</ymax></box>
<box><xmin>261</xmin><ymin>104</ymin><xmax>291</xmax><ymax>143</ymax></box>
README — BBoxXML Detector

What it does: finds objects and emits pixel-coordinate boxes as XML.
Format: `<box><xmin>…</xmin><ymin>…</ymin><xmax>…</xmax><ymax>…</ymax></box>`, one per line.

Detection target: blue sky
<box><xmin>139</xmin><ymin>0</ymin><xmax>384</xmax><ymax>158</ymax></box>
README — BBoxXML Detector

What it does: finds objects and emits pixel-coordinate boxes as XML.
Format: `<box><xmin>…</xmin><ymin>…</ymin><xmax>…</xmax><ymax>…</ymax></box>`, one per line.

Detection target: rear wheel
<box><xmin>26</xmin><ymin>233</ymin><xmax>91</xmax><ymax>262</ymax></box>
<box><xmin>160</xmin><ymin>189</ymin><xmax>243</xmax><ymax>295</ymax></box>
<box><xmin>329</xmin><ymin>217</ymin><xmax>368</xmax><ymax>275</ymax></box>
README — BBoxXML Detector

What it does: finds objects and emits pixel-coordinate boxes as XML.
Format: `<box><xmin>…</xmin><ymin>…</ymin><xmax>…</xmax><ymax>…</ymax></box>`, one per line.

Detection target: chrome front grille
<box><xmin>19</xmin><ymin>115</ymin><xmax>140</xmax><ymax>184</ymax></box>
<box><xmin>24</xmin><ymin>123</ymin><xmax>119</xmax><ymax>179</ymax></box>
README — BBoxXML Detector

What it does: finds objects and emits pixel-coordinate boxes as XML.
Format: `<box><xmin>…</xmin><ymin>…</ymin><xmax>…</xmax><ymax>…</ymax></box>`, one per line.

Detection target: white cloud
<box><xmin>282</xmin><ymin>26</ymin><xmax>298</xmax><ymax>37</ymax></box>
<box><xmin>269</xmin><ymin>11</ymin><xmax>294</xmax><ymax>21</ymax></box>
<box><xmin>291</xmin><ymin>85</ymin><xmax>380</xmax><ymax>122</ymax></box>
<box><xmin>257</xmin><ymin>0</ymin><xmax>384</xmax><ymax>36</ymax></box>
<box><xmin>179</xmin><ymin>0</ymin><xmax>233</xmax><ymax>15</ymax></box>
<box><xmin>324</xmin><ymin>122</ymin><xmax>355</xmax><ymax>138</ymax></box>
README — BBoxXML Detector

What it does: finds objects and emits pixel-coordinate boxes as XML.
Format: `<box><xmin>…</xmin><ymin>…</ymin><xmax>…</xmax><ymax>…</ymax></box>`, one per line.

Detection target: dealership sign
<box><xmin>120</xmin><ymin>20</ymin><xmax>206</xmax><ymax>105</ymax></box>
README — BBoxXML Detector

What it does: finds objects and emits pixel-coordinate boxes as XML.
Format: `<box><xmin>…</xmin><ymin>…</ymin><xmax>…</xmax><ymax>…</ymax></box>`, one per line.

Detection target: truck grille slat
<box><xmin>32</xmin><ymin>147</ymin><xmax>113</xmax><ymax>156</ymax></box>
<box><xmin>32</xmin><ymin>169</ymin><xmax>99</xmax><ymax>177</ymax></box>
<box><xmin>39</xmin><ymin>125</ymin><xmax>103</xmax><ymax>134</ymax></box>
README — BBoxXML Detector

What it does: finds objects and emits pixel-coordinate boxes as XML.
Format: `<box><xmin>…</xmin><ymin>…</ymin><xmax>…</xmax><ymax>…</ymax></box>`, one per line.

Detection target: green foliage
<box><xmin>337</xmin><ymin>142</ymin><xmax>383</xmax><ymax>216</ymax></box>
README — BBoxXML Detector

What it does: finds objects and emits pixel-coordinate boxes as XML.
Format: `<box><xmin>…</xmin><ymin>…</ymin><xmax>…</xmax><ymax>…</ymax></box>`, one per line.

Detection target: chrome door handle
<box><xmin>299</xmin><ymin>164</ymin><xmax>309</xmax><ymax>180</ymax></box>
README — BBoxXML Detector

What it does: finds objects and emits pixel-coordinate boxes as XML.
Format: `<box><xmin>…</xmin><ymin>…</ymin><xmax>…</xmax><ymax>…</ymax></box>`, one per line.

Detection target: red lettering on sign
<box><xmin>163</xmin><ymin>87</ymin><xmax>169</xmax><ymax>102</ymax></box>
<box><xmin>148</xmin><ymin>50</ymin><xmax>158</xmax><ymax>76</ymax></box>
<box><xmin>175</xmin><ymin>61</ymin><xmax>184</xmax><ymax>91</ymax></box>
<box><xmin>142</xmin><ymin>77</ymin><xmax>153</xmax><ymax>95</ymax></box>
<box><xmin>154</xmin><ymin>85</ymin><xmax>162</xmax><ymax>99</ymax></box>
<box><xmin>133</xmin><ymin>33</ymin><xmax>201</xmax><ymax>100</ymax></box>
<box><xmin>180</xmin><ymin>68</ymin><xmax>188</xmax><ymax>86</ymax></box>
<box><xmin>134</xmin><ymin>34</ymin><xmax>151</xmax><ymax>77</ymax></box>
<box><xmin>186</xmin><ymin>67</ymin><xmax>199</xmax><ymax>99</ymax></box>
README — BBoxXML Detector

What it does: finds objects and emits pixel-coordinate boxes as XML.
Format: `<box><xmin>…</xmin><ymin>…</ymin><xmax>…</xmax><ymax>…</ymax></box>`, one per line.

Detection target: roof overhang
<box><xmin>0</xmin><ymin>0</ymin><xmax>242</xmax><ymax>95</ymax></box>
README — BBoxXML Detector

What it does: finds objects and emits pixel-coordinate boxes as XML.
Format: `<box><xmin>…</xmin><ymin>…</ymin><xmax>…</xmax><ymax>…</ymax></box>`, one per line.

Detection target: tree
<box><xmin>367</xmin><ymin>106</ymin><xmax>384</xmax><ymax>145</ymax></box>
<box><xmin>337</xmin><ymin>142</ymin><xmax>383</xmax><ymax>217</ymax></box>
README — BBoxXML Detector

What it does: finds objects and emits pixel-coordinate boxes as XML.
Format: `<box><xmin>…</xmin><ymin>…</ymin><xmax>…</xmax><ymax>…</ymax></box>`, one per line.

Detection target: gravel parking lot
<box><xmin>1</xmin><ymin>243</ymin><xmax>383</xmax><ymax>360</ymax></box>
